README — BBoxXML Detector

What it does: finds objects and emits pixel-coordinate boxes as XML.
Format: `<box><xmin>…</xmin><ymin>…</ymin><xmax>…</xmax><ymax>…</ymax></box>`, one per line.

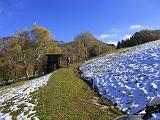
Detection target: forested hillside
<box><xmin>62</xmin><ymin>32</ymin><xmax>115</xmax><ymax>62</ymax></box>
<box><xmin>117</xmin><ymin>30</ymin><xmax>160</xmax><ymax>49</ymax></box>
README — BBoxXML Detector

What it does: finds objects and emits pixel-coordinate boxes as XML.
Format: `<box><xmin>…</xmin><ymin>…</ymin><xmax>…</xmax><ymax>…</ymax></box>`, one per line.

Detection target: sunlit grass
<box><xmin>32</xmin><ymin>64</ymin><xmax>122</xmax><ymax>120</ymax></box>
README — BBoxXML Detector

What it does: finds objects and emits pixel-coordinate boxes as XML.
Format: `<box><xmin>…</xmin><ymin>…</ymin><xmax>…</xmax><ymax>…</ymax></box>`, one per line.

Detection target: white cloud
<box><xmin>130</xmin><ymin>25</ymin><xmax>142</xmax><ymax>30</ymax></box>
<box><xmin>106</xmin><ymin>41</ymin><xmax>118</xmax><ymax>45</ymax></box>
<box><xmin>122</xmin><ymin>34</ymin><xmax>132</xmax><ymax>40</ymax></box>
<box><xmin>111</xmin><ymin>28</ymin><xmax>120</xmax><ymax>33</ymax></box>
<box><xmin>98</xmin><ymin>33</ymin><xmax>117</xmax><ymax>39</ymax></box>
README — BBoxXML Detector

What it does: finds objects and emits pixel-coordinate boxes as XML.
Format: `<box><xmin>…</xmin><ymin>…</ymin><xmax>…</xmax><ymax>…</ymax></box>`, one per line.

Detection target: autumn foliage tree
<box><xmin>62</xmin><ymin>32</ymin><xmax>115</xmax><ymax>62</ymax></box>
<box><xmin>31</xmin><ymin>24</ymin><xmax>61</xmax><ymax>77</ymax></box>
<box><xmin>0</xmin><ymin>24</ymin><xmax>61</xmax><ymax>81</ymax></box>
<box><xmin>74</xmin><ymin>32</ymin><xmax>114</xmax><ymax>60</ymax></box>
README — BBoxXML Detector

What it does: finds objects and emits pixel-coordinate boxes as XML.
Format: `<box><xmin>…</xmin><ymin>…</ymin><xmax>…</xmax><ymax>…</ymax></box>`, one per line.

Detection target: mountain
<box><xmin>80</xmin><ymin>40</ymin><xmax>160</xmax><ymax>119</ymax></box>
<box><xmin>0</xmin><ymin>36</ymin><xmax>16</xmax><ymax>51</ymax></box>
<box><xmin>54</xmin><ymin>40</ymin><xmax>65</xmax><ymax>46</ymax></box>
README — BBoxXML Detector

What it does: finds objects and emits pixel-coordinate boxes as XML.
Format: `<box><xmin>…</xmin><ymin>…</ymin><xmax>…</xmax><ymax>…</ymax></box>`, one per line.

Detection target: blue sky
<box><xmin>0</xmin><ymin>0</ymin><xmax>160</xmax><ymax>44</ymax></box>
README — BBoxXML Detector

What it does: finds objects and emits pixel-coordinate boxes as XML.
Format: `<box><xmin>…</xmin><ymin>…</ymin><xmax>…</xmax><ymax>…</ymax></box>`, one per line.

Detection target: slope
<box><xmin>80</xmin><ymin>40</ymin><xmax>160</xmax><ymax>119</ymax></box>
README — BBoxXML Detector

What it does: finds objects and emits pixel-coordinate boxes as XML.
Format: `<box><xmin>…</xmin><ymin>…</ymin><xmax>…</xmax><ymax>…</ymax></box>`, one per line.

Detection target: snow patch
<box><xmin>80</xmin><ymin>40</ymin><xmax>160</xmax><ymax>119</ymax></box>
<box><xmin>0</xmin><ymin>73</ymin><xmax>52</xmax><ymax>120</ymax></box>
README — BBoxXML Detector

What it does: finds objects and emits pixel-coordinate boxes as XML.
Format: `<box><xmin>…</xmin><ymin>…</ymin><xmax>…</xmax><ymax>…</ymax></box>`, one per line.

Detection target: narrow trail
<box><xmin>32</xmin><ymin>65</ymin><xmax>122</xmax><ymax>120</ymax></box>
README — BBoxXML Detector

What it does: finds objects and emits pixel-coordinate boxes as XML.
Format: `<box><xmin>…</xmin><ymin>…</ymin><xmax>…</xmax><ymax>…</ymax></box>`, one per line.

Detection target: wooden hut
<box><xmin>46</xmin><ymin>54</ymin><xmax>62</xmax><ymax>73</ymax></box>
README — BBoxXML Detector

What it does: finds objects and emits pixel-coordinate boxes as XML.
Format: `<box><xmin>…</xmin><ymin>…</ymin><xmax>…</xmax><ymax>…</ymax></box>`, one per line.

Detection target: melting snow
<box><xmin>80</xmin><ymin>40</ymin><xmax>160</xmax><ymax>118</ymax></box>
<box><xmin>0</xmin><ymin>73</ymin><xmax>52</xmax><ymax>120</ymax></box>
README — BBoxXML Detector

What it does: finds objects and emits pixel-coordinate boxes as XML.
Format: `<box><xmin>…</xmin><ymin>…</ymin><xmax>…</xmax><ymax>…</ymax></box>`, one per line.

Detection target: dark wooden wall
<box><xmin>46</xmin><ymin>54</ymin><xmax>62</xmax><ymax>73</ymax></box>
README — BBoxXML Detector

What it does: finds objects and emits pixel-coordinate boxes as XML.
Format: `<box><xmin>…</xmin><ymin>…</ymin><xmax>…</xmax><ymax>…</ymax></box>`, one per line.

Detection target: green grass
<box><xmin>32</xmin><ymin>64</ymin><xmax>122</xmax><ymax>120</ymax></box>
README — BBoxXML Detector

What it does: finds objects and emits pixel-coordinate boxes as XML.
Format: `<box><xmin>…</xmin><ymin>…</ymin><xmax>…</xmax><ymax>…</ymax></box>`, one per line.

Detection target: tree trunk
<box><xmin>23</xmin><ymin>61</ymin><xmax>29</xmax><ymax>80</ymax></box>
<box><xmin>33</xmin><ymin>64</ymin><xmax>38</xmax><ymax>77</ymax></box>
<box><xmin>24</xmin><ymin>67</ymin><xmax>29</xmax><ymax>80</ymax></box>
<box><xmin>33</xmin><ymin>70</ymin><xmax>36</xmax><ymax>77</ymax></box>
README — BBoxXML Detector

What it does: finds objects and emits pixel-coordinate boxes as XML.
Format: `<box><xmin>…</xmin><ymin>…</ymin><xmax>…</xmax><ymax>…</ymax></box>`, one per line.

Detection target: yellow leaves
<box><xmin>32</xmin><ymin>24</ymin><xmax>51</xmax><ymax>44</ymax></box>
<box><xmin>27</xmin><ymin>64</ymin><xmax>34</xmax><ymax>76</ymax></box>
<box><xmin>31</xmin><ymin>24</ymin><xmax>62</xmax><ymax>56</ymax></box>
<box><xmin>46</xmin><ymin>40</ymin><xmax>62</xmax><ymax>54</ymax></box>
<box><xmin>10</xmin><ymin>43</ymin><xmax>22</xmax><ymax>58</ymax></box>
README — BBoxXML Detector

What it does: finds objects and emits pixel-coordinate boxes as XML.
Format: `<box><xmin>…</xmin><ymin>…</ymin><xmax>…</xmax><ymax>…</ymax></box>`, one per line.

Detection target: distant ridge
<box><xmin>0</xmin><ymin>36</ymin><xmax>16</xmax><ymax>51</ymax></box>
<box><xmin>117</xmin><ymin>30</ymin><xmax>160</xmax><ymax>49</ymax></box>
